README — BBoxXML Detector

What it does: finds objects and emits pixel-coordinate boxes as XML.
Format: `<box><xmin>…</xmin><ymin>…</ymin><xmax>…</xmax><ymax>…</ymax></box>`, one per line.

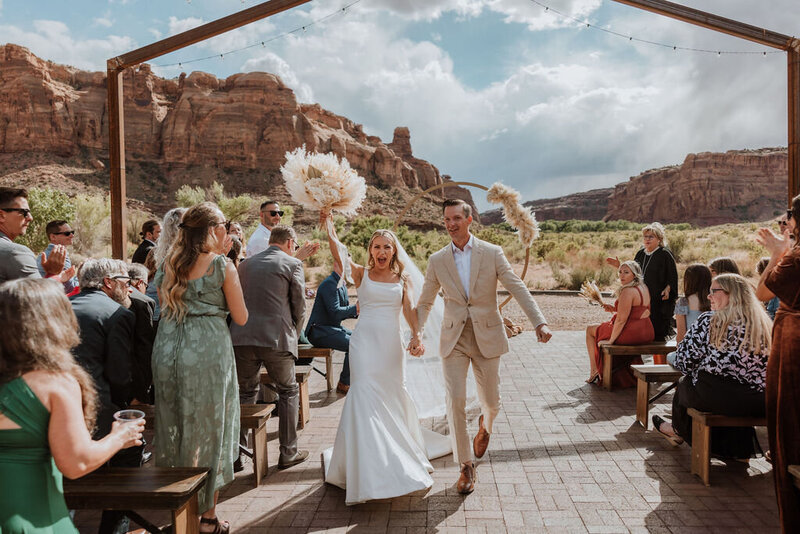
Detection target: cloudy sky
<box><xmin>1</xmin><ymin>0</ymin><xmax>797</xmax><ymax>208</ymax></box>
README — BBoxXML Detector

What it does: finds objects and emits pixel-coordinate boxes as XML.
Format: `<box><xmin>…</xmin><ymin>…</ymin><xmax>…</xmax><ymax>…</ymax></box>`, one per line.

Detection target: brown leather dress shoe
<box><xmin>473</xmin><ymin>414</ymin><xmax>490</xmax><ymax>459</ymax></box>
<box><xmin>336</xmin><ymin>382</ymin><xmax>350</xmax><ymax>394</ymax></box>
<box><xmin>456</xmin><ymin>463</ymin><xmax>475</xmax><ymax>494</ymax></box>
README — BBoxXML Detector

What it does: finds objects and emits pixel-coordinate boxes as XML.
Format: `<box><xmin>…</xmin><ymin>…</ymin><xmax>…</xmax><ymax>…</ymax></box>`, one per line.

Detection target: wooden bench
<box><xmin>137</xmin><ymin>404</ymin><xmax>272</xmax><ymax>487</ymax></box>
<box><xmin>600</xmin><ymin>341</ymin><xmax>676</xmax><ymax>391</ymax></box>
<box><xmin>260</xmin><ymin>366</ymin><xmax>312</xmax><ymax>429</ymax></box>
<box><xmin>630</xmin><ymin>364</ymin><xmax>683</xmax><ymax>429</ymax></box>
<box><xmin>299</xmin><ymin>344</ymin><xmax>334</xmax><ymax>391</ymax></box>
<box><xmin>789</xmin><ymin>465</ymin><xmax>800</xmax><ymax>490</ymax></box>
<box><xmin>687</xmin><ymin>408</ymin><xmax>768</xmax><ymax>486</ymax></box>
<box><xmin>64</xmin><ymin>467</ymin><xmax>208</xmax><ymax>534</ymax></box>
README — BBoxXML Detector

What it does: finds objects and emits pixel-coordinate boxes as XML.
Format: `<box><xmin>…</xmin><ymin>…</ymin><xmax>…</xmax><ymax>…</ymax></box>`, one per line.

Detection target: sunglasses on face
<box><xmin>54</xmin><ymin>230</ymin><xmax>75</xmax><ymax>236</ymax></box>
<box><xmin>264</xmin><ymin>210</ymin><xmax>284</xmax><ymax>217</ymax></box>
<box><xmin>0</xmin><ymin>207</ymin><xmax>31</xmax><ymax>218</ymax></box>
<box><xmin>779</xmin><ymin>220</ymin><xmax>789</xmax><ymax>227</ymax></box>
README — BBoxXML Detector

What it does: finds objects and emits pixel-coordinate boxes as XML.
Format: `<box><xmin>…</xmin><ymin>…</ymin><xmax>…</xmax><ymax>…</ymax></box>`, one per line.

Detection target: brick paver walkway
<box><xmin>75</xmin><ymin>331</ymin><xmax>779</xmax><ymax>533</ymax></box>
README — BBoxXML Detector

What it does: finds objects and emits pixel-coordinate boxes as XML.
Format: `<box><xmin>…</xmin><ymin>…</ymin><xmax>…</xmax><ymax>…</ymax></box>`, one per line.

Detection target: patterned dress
<box><xmin>152</xmin><ymin>255</ymin><xmax>240</xmax><ymax>512</ymax></box>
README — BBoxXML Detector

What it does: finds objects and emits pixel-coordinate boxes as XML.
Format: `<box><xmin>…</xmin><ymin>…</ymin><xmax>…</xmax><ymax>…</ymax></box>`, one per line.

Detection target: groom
<box><xmin>414</xmin><ymin>198</ymin><xmax>552</xmax><ymax>494</ymax></box>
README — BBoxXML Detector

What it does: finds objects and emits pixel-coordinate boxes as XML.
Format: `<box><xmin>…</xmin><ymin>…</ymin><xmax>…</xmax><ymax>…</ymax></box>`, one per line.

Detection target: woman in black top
<box><xmin>608</xmin><ymin>222</ymin><xmax>678</xmax><ymax>341</ymax></box>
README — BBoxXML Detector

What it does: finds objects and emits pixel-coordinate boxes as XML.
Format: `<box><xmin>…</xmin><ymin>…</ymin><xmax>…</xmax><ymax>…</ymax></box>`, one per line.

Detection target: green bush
<box><xmin>17</xmin><ymin>188</ymin><xmax>76</xmax><ymax>254</ymax></box>
<box><xmin>73</xmin><ymin>194</ymin><xmax>111</xmax><ymax>257</ymax></box>
<box><xmin>175</xmin><ymin>184</ymin><xmax>206</xmax><ymax>207</ymax></box>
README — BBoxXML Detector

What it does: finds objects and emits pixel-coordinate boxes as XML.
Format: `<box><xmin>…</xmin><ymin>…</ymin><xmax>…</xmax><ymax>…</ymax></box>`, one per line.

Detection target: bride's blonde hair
<box><xmin>367</xmin><ymin>229</ymin><xmax>405</xmax><ymax>278</ymax></box>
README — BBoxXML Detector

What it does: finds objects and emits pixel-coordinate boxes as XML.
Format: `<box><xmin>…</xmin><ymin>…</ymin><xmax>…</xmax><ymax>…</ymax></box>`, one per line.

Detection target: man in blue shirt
<box><xmin>304</xmin><ymin>261</ymin><xmax>358</xmax><ymax>394</ymax></box>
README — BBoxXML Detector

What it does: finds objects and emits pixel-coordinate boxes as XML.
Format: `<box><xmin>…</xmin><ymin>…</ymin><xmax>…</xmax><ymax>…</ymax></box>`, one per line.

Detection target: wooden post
<box><xmin>107</xmin><ymin>64</ymin><xmax>127</xmax><ymax>260</ymax></box>
<box><xmin>789</xmin><ymin>41</ymin><xmax>800</xmax><ymax>203</ymax></box>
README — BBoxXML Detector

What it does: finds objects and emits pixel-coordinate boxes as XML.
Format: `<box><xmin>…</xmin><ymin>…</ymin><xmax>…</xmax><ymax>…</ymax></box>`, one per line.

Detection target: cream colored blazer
<box><xmin>416</xmin><ymin>237</ymin><xmax>547</xmax><ymax>359</ymax></box>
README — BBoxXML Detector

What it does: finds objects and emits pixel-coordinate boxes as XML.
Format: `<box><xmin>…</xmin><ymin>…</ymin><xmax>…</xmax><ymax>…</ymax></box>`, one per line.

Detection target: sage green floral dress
<box><xmin>152</xmin><ymin>255</ymin><xmax>240</xmax><ymax>512</ymax></box>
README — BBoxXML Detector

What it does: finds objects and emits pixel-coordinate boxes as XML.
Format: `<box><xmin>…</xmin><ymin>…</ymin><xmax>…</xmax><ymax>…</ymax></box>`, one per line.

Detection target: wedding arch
<box><xmin>105</xmin><ymin>0</ymin><xmax>800</xmax><ymax>259</ymax></box>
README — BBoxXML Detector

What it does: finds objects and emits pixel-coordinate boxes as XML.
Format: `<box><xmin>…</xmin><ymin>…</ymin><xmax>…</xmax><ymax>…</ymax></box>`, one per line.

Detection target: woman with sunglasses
<box><xmin>756</xmin><ymin>194</ymin><xmax>800</xmax><ymax>531</ymax></box>
<box><xmin>653</xmin><ymin>274</ymin><xmax>771</xmax><ymax>460</ymax></box>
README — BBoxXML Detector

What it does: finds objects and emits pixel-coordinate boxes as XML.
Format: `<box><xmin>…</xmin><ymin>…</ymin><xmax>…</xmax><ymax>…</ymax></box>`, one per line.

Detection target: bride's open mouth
<box><xmin>376</xmin><ymin>256</ymin><xmax>388</xmax><ymax>266</ymax></box>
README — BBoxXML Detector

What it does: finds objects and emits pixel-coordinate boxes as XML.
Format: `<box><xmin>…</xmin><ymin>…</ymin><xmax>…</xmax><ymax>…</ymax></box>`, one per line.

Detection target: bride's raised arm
<box><xmin>320</xmin><ymin>210</ymin><xmax>364</xmax><ymax>287</ymax></box>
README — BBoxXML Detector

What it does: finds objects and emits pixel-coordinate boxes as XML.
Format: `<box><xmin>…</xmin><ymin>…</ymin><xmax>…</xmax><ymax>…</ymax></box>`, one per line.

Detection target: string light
<box><xmin>156</xmin><ymin>0</ymin><xmax>362</xmax><ymax>69</ymax></box>
<box><xmin>529</xmin><ymin>0</ymin><xmax>781</xmax><ymax>56</ymax></box>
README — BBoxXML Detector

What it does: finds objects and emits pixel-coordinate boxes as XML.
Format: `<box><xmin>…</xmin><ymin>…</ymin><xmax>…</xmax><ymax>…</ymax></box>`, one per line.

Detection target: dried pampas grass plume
<box><xmin>281</xmin><ymin>146</ymin><xmax>367</xmax><ymax>216</ymax></box>
<box><xmin>486</xmin><ymin>182</ymin><xmax>539</xmax><ymax>247</ymax></box>
<box><xmin>579</xmin><ymin>280</ymin><xmax>605</xmax><ymax>306</ymax></box>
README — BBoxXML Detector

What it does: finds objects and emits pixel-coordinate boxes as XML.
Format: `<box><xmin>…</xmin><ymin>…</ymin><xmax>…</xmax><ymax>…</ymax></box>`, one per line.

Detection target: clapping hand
<box><xmin>59</xmin><ymin>265</ymin><xmax>76</xmax><ymax>284</ymax></box>
<box><xmin>756</xmin><ymin>227</ymin><xmax>790</xmax><ymax>257</ymax></box>
<box><xmin>295</xmin><ymin>241</ymin><xmax>320</xmax><ymax>261</ymax></box>
<box><xmin>41</xmin><ymin>245</ymin><xmax>66</xmax><ymax>276</ymax></box>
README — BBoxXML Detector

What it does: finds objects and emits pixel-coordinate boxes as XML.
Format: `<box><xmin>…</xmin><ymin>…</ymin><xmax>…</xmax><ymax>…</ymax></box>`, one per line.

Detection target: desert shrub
<box><xmin>72</xmin><ymin>194</ymin><xmax>111</xmax><ymax>257</ymax></box>
<box><xmin>16</xmin><ymin>188</ymin><xmax>76</xmax><ymax>254</ymax></box>
<box><xmin>175</xmin><ymin>184</ymin><xmax>206</xmax><ymax>207</ymax></box>
<box><xmin>175</xmin><ymin>181</ymin><xmax>260</xmax><ymax>225</ymax></box>
<box><xmin>667</xmin><ymin>232</ymin><xmax>686</xmax><ymax>262</ymax></box>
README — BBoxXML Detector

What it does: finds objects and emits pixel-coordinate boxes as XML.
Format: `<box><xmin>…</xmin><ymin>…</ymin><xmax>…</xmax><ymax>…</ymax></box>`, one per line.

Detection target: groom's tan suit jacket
<box><xmin>417</xmin><ymin>237</ymin><xmax>547</xmax><ymax>359</ymax></box>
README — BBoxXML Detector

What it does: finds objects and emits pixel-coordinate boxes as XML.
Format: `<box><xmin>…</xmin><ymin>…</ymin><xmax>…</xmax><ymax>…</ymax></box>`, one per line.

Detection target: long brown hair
<box><xmin>683</xmin><ymin>263</ymin><xmax>712</xmax><ymax>312</ymax></box>
<box><xmin>709</xmin><ymin>274</ymin><xmax>772</xmax><ymax>355</ymax></box>
<box><xmin>0</xmin><ymin>278</ymin><xmax>98</xmax><ymax>431</ymax></box>
<box><xmin>160</xmin><ymin>202</ymin><xmax>224</xmax><ymax>322</ymax></box>
<box><xmin>366</xmin><ymin>229</ymin><xmax>405</xmax><ymax>279</ymax></box>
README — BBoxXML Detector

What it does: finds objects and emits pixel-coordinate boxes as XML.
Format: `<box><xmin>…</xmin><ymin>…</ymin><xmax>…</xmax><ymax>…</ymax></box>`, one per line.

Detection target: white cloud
<box><xmin>148</xmin><ymin>28</ymin><xmax>162</xmax><ymax>40</ymax></box>
<box><xmin>242</xmin><ymin>52</ymin><xmax>314</xmax><ymax>103</ymax></box>
<box><xmin>93</xmin><ymin>17</ymin><xmax>113</xmax><ymax>28</ymax></box>
<box><xmin>168</xmin><ymin>16</ymin><xmax>204</xmax><ymax>35</ymax></box>
<box><xmin>0</xmin><ymin>20</ymin><xmax>135</xmax><ymax>71</ymax></box>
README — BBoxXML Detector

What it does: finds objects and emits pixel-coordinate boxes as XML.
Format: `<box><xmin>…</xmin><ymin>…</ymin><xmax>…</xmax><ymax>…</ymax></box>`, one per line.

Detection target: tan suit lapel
<box><xmin>467</xmin><ymin>238</ymin><xmax>482</xmax><ymax>301</ymax></box>
<box><xmin>442</xmin><ymin>246</ymin><xmax>467</xmax><ymax>302</ymax></box>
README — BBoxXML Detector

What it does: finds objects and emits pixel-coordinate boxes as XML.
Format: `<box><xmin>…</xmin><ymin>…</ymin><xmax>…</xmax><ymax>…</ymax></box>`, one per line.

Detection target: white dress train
<box><xmin>323</xmin><ymin>271</ymin><xmax>451</xmax><ymax>505</ymax></box>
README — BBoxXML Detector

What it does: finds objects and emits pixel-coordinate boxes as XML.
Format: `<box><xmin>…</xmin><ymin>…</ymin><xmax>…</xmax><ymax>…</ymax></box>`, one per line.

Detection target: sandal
<box><xmin>200</xmin><ymin>517</ymin><xmax>230</xmax><ymax>534</ymax></box>
<box><xmin>585</xmin><ymin>372</ymin><xmax>600</xmax><ymax>384</ymax></box>
<box><xmin>652</xmin><ymin>415</ymin><xmax>684</xmax><ymax>446</ymax></box>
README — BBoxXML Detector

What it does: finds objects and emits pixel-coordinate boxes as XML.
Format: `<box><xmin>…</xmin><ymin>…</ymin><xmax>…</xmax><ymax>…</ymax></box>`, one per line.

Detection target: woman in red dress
<box><xmin>756</xmin><ymin>193</ymin><xmax>800</xmax><ymax>533</ymax></box>
<box><xmin>586</xmin><ymin>261</ymin><xmax>655</xmax><ymax>388</ymax></box>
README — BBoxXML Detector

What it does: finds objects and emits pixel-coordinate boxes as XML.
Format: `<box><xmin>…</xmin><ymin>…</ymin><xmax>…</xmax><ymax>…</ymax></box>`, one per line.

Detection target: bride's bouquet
<box><xmin>280</xmin><ymin>146</ymin><xmax>367</xmax><ymax>216</ymax></box>
<box><xmin>579</xmin><ymin>280</ymin><xmax>605</xmax><ymax>306</ymax></box>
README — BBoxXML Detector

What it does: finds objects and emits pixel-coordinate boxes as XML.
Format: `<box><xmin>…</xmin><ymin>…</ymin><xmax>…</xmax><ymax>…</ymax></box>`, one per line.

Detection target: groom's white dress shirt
<box><xmin>451</xmin><ymin>234</ymin><xmax>474</xmax><ymax>300</ymax></box>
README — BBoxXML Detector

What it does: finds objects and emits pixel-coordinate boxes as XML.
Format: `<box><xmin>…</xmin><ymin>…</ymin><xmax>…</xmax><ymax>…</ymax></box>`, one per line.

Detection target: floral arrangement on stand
<box><xmin>280</xmin><ymin>146</ymin><xmax>367</xmax><ymax>216</ymax></box>
<box><xmin>486</xmin><ymin>182</ymin><xmax>539</xmax><ymax>248</ymax></box>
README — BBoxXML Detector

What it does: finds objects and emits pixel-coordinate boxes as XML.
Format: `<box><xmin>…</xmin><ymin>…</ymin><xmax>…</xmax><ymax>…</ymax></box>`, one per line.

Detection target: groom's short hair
<box><xmin>269</xmin><ymin>225</ymin><xmax>296</xmax><ymax>244</ymax></box>
<box><xmin>442</xmin><ymin>198</ymin><xmax>472</xmax><ymax>218</ymax></box>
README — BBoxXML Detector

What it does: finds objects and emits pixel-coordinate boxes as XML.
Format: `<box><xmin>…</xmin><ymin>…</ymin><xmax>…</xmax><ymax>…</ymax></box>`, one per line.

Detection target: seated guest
<box><xmin>70</xmin><ymin>258</ymin><xmax>139</xmax><ymax>534</ymax></box>
<box><xmin>128</xmin><ymin>263</ymin><xmax>157</xmax><ymax>404</ymax></box>
<box><xmin>653</xmin><ymin>274</ymin><xmax>772</xmax><ymax>459</ymax></box>
<box><xmin>152</xmin><ymin>202</ymin><xmax>248</xmax><ymax>531</ymax></box>
<box><xmin>585</xmin><ymin>261</ymin><xmax>654</xmax><ymax>387</ymax></box>
<box><xmin>231</xmin><ymin>225</ymin><xmax>310</xmax><ymax>470</ymax></box>
<box><xmin>36</xmin><ymin>220</ymin><xmax>79</xmax><ymax>294</ymax></box>
<box><xmin>0</xmin><ymin>279</ymin><xmax>144</xmax><ymax>534</ymax></box>
<box><xmin>304</xmin><ymin>257</ymin><xmax>358</xmax><ymax>394</ymax></box>
<box><xmin>0</xmin><ymin>187</ymin><xmax>66</xmax><ymax>283</ymax></box>
<box><xmin>666</xmin><ymin>264</ymin><xmax>712</xmax><ymax>366</ymax></box>
<box><xmin>708</xmin><ymin>256</ymin><xmax>740</xmax><ymax>276</ymax></box>
<box><xmin>756</xmin><ymin>257</ymin><xmax>780</xmax><ymax>320</ymax></box>
<box><xmin>132</xmin><ymin>219</ymin><xmax>161</xmax><ymax>265</ymax></box>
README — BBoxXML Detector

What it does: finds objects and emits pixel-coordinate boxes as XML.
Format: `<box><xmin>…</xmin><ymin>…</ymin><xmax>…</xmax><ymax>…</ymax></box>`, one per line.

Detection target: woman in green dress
<box><xmin>0</xmin><ymin>278</ymin><xmax>143</xmax><ymax>533</ymax></box>
<box><xmin>153</xmin><ymin>202</ymin><xmax>248</xmax><ymax>533</ymax></box>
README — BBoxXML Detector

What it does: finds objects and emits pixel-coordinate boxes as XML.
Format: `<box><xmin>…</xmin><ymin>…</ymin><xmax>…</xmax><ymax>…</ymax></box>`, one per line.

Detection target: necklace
<box><xmin>641</xmin><ymin>247</ymin><xmax>658</xmax><ymax>277</ymax></box>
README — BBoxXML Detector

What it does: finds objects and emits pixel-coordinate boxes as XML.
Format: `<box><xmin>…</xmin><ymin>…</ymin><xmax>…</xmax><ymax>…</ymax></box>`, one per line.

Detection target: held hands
<box><xmin>41</xmin><ymin>245</ymin><xmax>67</xmax><ymax>276</ymax></box>
<box><xmin>535</xmin><ymin>324</ymin><xmax>552</xmax><ymax>343</ymax></box>
<box><xmin>111</xmin><ymin>419</ymin><xmax>145</xmax><ymax>449</ymax></box>
<box><xmin>407</xmin><ymin>336</ymin><xmax>425</xmax><ymax>357</ymax></box>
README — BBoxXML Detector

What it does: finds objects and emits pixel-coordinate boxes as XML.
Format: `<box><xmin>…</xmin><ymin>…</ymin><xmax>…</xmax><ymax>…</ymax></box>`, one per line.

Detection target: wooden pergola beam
<box><xmin>108</xmin><ymin>0</ymin><xmax>311</xmax><ymax>259</ymax></box>
<box><xmin>612</xmin><ymin>0</ymin><xmax>800</xmax><ymax>206</ymax></box>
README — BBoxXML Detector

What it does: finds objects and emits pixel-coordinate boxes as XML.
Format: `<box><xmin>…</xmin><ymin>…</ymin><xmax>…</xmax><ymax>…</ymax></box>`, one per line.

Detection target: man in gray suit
<box><xmin>230</xmin><ymin>225</ymin><xmax>309</xmax><ymax>469</ymax></box>
<box><xmin>0</xmin><ymin>187</ymin><xmax>65</xmax><ymax>283</ymax></box>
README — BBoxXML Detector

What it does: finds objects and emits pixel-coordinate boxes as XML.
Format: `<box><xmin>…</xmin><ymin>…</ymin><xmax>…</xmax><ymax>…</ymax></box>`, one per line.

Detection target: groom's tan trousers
<box><xmin>443</xmin><ymin>318</ymin><xmax>501</xmax><ymax>465</ymax></box>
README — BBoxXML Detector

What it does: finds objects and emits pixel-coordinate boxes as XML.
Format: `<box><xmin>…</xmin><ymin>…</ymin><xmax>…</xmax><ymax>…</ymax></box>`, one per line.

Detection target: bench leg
<box><xmin>636</xmin><ymin>379</ymin><xmax>649</xmax><ymax>429</ymax></box>
<box><xmin>602</xmin><ymin>350</ymin><xmax>613</xmax><ymax>391</ymax></box>
<box><xmin>298</xmin><ymin>381</ymin><xmax>310</xmax><ymax>429</ymax></box>
<box><xmin>325</xmin><ymin>354</ymin><xmax>334</xmax><ymax>391</ymax></box>
<box><xmin>252</xmin><ymin>423</ymin><xmax>268</xmax><ymax>487</ymax></box>
<box><xmin>172</xmin><ymin>494</ymin><xmax>199</xmax><ymax>534</ymax></box>
<box><xmin>691</xmin><ymin>418</ymin><xmax>712</xmax><ymax>486</ymax></box>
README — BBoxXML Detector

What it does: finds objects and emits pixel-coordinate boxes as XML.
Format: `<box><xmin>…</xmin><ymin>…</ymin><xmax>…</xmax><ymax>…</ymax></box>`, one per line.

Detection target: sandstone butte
<box><xmin>0</xmin><ymin>43</ymin><xmax>476</xmax><ymax>224</ymax></box>
<box><xmin>481</xmin><ymin>147</ymin><xmax>788</xmax><ymax>227</ymax></box>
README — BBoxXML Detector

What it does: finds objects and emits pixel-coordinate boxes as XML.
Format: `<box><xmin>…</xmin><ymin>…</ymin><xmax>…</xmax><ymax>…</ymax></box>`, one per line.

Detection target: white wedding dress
<box><xmin>322</xmin><ymin>270</ymin><xmax>451</xmax><ymax>505</ymax></box>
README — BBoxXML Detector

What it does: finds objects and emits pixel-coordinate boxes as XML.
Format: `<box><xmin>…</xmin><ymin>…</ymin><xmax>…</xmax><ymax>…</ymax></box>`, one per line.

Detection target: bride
<box><xmin>320</xmin><ymin>212</ymin><xmax>451</xmax><ymax>505</ymax></box>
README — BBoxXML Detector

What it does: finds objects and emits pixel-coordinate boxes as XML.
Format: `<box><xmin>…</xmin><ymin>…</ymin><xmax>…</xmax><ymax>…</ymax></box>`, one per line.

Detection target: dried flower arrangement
<box><xmin>579</xmin><ymin>280</ymin><xmax>605</xmax><ymax>306</ymax></box>
<box><xmin>486</xmin><ymin>182</ymin><xmax>539</xmax><ymax>247</ymax></box>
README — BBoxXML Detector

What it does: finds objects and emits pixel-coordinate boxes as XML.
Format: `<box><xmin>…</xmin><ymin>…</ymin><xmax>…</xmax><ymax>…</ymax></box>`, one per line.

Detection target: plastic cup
<box><xmin>113</xmin><ymin>409</ymin><xmax>145</xmax><ymax>425</ymax></box>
